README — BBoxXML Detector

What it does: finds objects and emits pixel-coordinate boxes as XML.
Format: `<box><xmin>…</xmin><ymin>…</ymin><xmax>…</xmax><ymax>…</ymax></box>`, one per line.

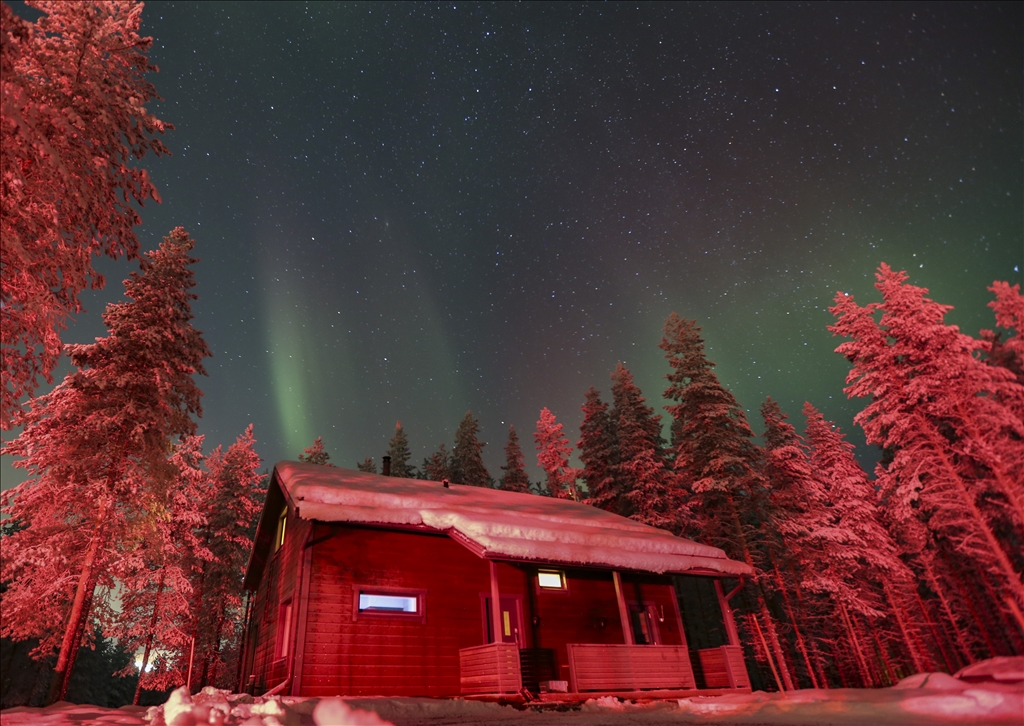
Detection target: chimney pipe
<box><xmin>382</xmin><ymin>455</ymin><xmax>391</xmax><ymax>477</ymax></box>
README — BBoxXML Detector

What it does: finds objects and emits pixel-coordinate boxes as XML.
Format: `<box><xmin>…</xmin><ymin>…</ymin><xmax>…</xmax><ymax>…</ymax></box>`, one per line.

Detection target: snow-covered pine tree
<box><xmin>110</xmin><ymin>435</ymin><xmax>211</xmax><ymax>701</ymax></box>
<box><xmin>499</xmin><ymin>425</ymin><xmax>530</xmax><ymax>492</ymax></box>
<box><xmin>423</xmin><ymin>443</ymin><xmax>451</xmax><ymax>482</ymax></box>
<box><xmin>386</xmin><ymin>422</ymin><xmax>413</xmax><ymax>477</ymax></box>
<box><xmin>981</xmin><ymin>281</ymin><xmax>1024</xmax><ymax>385</ymax></box>
<box><xmin>187</xmin><ymin>425</ymin><xmax>263</xmax><ymax>691</ymax></box>
<box><xmin>801</xmin><ymin>403</ymin><xmax>939</xmax><ymax>678</ymax></box>
<box><xmin>356</xmin><ymin>457</ymin><xmax>377</xmax><ymax>473</ymax></box>
<box><xmin>1</xmin><ymin>0</ymin><xmax>171</xmax><ymax>427</ymax></box>
<box><xmin>298</xmin><ymin>437</ymin><xmax>334</xmax><ymax>466</ymax></box>
<box><xmin>609</xmin><ymin>364</ymin><xmax>675</xmax><ymax>529</ymax></box>
<box><xmin>659</xmin><ymin>314</ymin><xmax>794</xmax><ymax>690</ymax></box>
<box><xmin>759</xmin><ymin>398</ymin><xmax>824</xmax><ymax>688</ymax></box>
<box><xmin>830</xmin><ymin>265</ymin><xmax>1024</xmax><ymax>619</ymax></box>
<box><xmin>578</xmin><ymin>387</ymin><xmax>621</xmax><ymax>513</ymax></box>
<box><xmin>1</xmin><ymin>227</ymin><xmax>210</xmax><ymax>703</ymax></box>
<box><xmin>534</xmin><ymin>408</ymin><xmax>577</xmax><ymax>499</ymax></box>
<box><xmin>451</xmin><ymin>411</ymin><xmax>491</xmax><ymax>487</ymax></box>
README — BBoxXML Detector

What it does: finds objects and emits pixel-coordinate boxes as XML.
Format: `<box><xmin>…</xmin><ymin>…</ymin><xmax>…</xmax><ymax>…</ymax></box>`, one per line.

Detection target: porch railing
<box><xmin>459</xmin><ymin>642</ymin><xmax>522</xmax><ymax>695</ymax></box>
<box><xmin>566</xmin><ymin>644</ymin><xmax>696</xmax><ymax>692</ymax></box>
<box><xmin>698</xmin><ymin>645</ymin><xmax>750</xmax><ymax>688</ymax></box>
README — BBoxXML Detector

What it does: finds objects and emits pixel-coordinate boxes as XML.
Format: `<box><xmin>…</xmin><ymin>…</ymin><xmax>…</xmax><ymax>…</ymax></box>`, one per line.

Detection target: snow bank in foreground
<box><xmin>2</xmin><ymin>657</ymin><xmax>1021</xmax><ymax>726</ymax></box>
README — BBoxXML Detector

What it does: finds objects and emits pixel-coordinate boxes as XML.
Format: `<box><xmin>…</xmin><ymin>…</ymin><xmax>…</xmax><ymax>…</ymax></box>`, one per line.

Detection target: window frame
<box><xmin>352</xmin><ymin>585</ymin><xmax>427</xmax><ymax>624</ymax></box>
<box><xmin>536</xmin><ymin>569</ymin><xmax>569</xmax><ymax>593</ymax></box>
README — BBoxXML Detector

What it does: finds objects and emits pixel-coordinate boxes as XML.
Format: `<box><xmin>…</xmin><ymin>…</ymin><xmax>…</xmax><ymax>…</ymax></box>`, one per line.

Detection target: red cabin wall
<box><xmin>298</xmin><ymin>524</ymin><xmax>519</xmax><ymax>697</ymax></box>
<box><xmin>245</xmin><ymin>520</ymin><xmax>691</xmax><ymax>697</ymax></box>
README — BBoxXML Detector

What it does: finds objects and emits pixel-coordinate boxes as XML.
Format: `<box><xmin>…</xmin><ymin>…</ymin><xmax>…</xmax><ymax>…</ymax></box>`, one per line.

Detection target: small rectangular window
<box><xmin>353</xmin><ymin>586</ymin><xmax>427</xmax><ymax>623</ymax></box>
<box><xmin>538</xmin><ymin>570</ymin><xmax>566</xmax><ymax>590</ymax></box>
<box><xmin>276</xmin><ymin>600</ymin><xmax>293</xmax><ymax>658</ymax></box>
<box><xmin>358</xmin><ymin>593</ymin><xmax>418</xmax><ymax>613</ymax></box>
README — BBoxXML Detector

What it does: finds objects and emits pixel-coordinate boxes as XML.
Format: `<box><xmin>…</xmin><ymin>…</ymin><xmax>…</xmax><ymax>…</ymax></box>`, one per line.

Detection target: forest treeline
<box><xmin>331</xmin><ymin>266</ymin><xmax>1024</xmax><ymax>690</ymax></box>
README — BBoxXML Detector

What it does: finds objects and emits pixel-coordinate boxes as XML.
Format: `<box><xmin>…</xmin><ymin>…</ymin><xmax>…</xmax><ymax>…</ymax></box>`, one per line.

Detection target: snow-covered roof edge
<box><xmin>252</xmin><ymin>461</ymin><xmax>752</xmax><ymax>580</ymax></box>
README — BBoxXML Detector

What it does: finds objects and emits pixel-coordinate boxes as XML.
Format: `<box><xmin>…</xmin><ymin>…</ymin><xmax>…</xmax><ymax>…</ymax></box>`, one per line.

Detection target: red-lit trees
<box><xmin>499</xmin><ymin>425</ymin><xmax>530</xmax><ymax>493</ymax></box>
<box><xmin>1</xmin><ymin>228</ymin><xmax>209</xmax><ymax>702</ymax></box>
<box><xmin>451</xmin><ymin>411</ymin><xmax>490</xmax><ymax>487</ymax></box>
<box><xmin>186</xmin><ymin>425</ymin><xmax>263</xmax><ymax>690</ymax></box>
<box><xmin>831</xmin><ymin>265</ymin><xmax>1024</xmax><ymax>654</ymax></box>
<box><xmin>386</xmin><ymin>422</ymin><xmax>413</xmax><ymax>478</ymax></box>
<box><xmin>578</xmin><ymin>387</ymin><xmax>620</xmax><ymax>512</ymax></box>
<box><xmin>1</xmin><ymin>0</ymin><xmax>171</xmax><ymax>428</ymax></box>
<box><xmin>298</xmin><ymin>437</ymin><xmax>335</xmax><ymax>467</ymax></box>
<box><xmin>609</xmin><ymin>364</ymin><xmax>675</xmax><ymax>529</ymax></box>
<box><xmin>534</xmin><ymin>407</ymin><xmax>577</xmax><ymax>499</ymax></box>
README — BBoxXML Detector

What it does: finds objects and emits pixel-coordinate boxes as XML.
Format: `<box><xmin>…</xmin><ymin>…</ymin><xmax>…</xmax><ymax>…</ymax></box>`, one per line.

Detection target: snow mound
<box><xmin>143</xmin><ymin>687</ymin><xmax>393</xmax><ymax>726</ymax></box>
<box><xmin>893</xmin><ymin>672</ymin><xmax>969</xmax><ymax>690</ymax></box>
<box><xmin>955</xmin><ymin>656</ymin><xmax>1024</xmax><ymax>684</ymax></box>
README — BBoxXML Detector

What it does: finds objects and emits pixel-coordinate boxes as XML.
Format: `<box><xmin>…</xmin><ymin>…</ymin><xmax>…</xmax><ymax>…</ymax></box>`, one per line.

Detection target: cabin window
<box><xmin>274</xmin><ymin>506</ymin><xmax>287</xmax><ymax>552</ymax></box>
<box><xmin>353</xmin><ymin>586</ymin><xmax>427</xmax><ymax>623</ymax></box>
<box><xmin>537</xmin><ymin>570</ymin><xmax>566</xmax><ymax>590</ymax></box>
<box><xmin>276</xmin><ymin>600</ymin><xmax>293</xmax><ymax>658</ymax></box>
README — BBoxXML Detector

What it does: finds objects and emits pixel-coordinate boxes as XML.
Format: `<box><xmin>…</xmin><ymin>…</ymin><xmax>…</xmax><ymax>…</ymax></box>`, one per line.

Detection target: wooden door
<box><xmin>483</xmin><ymin>595</ymin><xmax>524</xmax><ymax>646</ymax></box>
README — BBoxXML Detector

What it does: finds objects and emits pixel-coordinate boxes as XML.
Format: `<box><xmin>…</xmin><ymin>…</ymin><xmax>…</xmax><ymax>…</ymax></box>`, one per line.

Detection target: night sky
<box><xmin>4</xmin><ymin>1</ymin><xmax>1022</xmax><ymax>486</ymax></box>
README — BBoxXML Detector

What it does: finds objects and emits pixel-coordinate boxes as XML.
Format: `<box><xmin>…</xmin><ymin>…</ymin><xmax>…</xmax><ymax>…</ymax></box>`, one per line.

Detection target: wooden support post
<box><xmin>612</xmin><ymin>571</ymin><xmax>634</xmax><ymax>645</ymax></box>
<box><xmin>489</xmin><ymin>560</ymin><xmax>503</xmax><ymax>644</ymax></box>
<box><xmin>715</xmin><ymin>579</ymin><xmax>741</xmax><ymax>647</ymax></box>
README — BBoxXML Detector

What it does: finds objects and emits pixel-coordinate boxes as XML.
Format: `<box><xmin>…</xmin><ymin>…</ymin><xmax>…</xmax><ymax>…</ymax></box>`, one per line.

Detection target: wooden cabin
<box><xmin>240</xmin><ymin>462</ymin><xmax>754</xmax><ymax>699</ymax></box>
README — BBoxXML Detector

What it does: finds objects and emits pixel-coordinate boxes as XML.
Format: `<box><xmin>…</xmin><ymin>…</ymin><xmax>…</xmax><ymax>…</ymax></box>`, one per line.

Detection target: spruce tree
<box><xmin>500</xmin><ymin>425</ymin><xmax>530</xmax><ymax>492</ymax></box>
<box><xmin>386</xmin><ymin>422</ymin><xmax>413</xmax><ymax>477</ymax></box>
<box><xmin>356</xmin><ymin>457</ymin><xmax>377</xmax><ymax>473</ymax></box>
<box><xmin>450</xmin><ymin>411</ymin><xmax>490</xmax><ymax>487</ymax></box>
<box><xmin>534</xmin><ymin>408</ymin><xmax>577</xmax><ymax>499</ymax></box>
<box><xmin>298</xmin><ymin>436</ymin><xmax>334</xmax><ymax>466</ymax></box>
<box><xmin>1</xmin><ymin>228</ymin><xmax>210</xmax><ymax>702</ymax></box>
<box><xmin>578</xmin><ymin>387</ymin><xmax>620</xmax><ymax>512</ymax></box>
<box><xmin>609</xmin><ymin>364</ymin><xmax>674</xmax><ymax>528</ymax></box>
<box><xmin>423</xmin><ymin>444</ymin><xmax>451</xmax><ymax>482</ymax></box>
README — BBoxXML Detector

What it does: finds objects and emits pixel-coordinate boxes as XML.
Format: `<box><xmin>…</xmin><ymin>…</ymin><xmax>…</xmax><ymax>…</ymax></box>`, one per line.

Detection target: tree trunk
<box><xmin>773</xmin><ymin>560</ymin><xmax>819</xmax><ymax>688</ymax></box>
<box><xmin>920</xmin><ymin>553</ymin><xmax>975</xmax><ymax>665</ymax></box>
<box><xmin>133</xmin><ymin>570</ymin><xmax>167</xmax><ymax>705</ymax></box>
<box><xmin>48</xmin><ymin>508</ymin><xmax>108</xmax><ymax>705</ymax></box>
<box><xmin>838</xmin><ymin>601</ymin><xmax>872</xmax><ymax>687</ymax></box>
<box><xmin>883</xmin><ymin>580</ymin><xmax>929</xmax><ymax>674</ymax></box>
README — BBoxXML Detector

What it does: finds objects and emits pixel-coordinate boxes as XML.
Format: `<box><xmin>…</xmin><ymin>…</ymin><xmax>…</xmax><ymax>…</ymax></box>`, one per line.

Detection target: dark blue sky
<box><xmin>4</xmin><ymin>1</ymin><xmax>1022</xmax><ymax>485</ymax></box>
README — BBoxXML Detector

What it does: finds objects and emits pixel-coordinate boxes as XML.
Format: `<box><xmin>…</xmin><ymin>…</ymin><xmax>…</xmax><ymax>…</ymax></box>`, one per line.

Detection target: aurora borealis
<box><xmin>5</xmin><ymin>1</ymin><xmax>1022</xmax><ymax>483</ymax></box>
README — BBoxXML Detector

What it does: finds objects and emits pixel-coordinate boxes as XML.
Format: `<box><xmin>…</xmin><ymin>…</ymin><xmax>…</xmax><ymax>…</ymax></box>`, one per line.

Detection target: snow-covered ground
<box><xmin>2</xmin><ymin>657</ymin><xmax>1020</xmax><ymax>726</ymax></box>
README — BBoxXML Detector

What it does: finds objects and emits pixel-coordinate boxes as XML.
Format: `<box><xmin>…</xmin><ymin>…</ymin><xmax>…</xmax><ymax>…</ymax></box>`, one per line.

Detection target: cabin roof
<box><xmin>246</xmin><ymin>461</ymin><xmax>752</xmax><ymax>588</ymax></box>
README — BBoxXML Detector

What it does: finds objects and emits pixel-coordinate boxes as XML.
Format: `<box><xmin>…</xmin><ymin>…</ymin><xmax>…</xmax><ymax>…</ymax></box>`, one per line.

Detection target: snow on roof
<box><xmin>275</xmin><ymin>461</ymin><xmax>752</xmax><ymax>577</ymax></box>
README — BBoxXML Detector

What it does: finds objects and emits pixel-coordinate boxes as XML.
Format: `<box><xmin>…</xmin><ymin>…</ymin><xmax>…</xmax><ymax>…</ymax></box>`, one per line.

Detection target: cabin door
<box><xmin>629</xmin><ymin>603</ymin><xmax>663</xmax><ymax>645</ymax></box>
<box><xmin>482</xmin><ymin>595</ymin><xmax>524</xmax><ymax>646</ymax></box>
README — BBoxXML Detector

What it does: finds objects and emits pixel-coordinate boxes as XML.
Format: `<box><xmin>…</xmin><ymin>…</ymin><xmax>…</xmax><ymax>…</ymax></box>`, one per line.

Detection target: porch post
<box><xmin>714</xmin><ymin>579</ymin><xmax>741</xmax><ymax>647</ymax></box>
<box><xmin>612</xmin><ymin>571</ymin><xmax>634</xmax><ymax>645</ymax></box>
<box><xmin>489</xmin><ymin>560</ymin><xmax>503</xmax><ymax>643</ymax></box>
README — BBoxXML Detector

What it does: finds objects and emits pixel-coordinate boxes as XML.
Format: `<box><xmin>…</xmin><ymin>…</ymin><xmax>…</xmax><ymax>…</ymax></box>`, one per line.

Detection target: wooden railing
<box><xmin>698</xmin><ymin>645</ymin><xmax>750</xmax><ymax>688</ymax></box>
<box><xmin>566</xmin><ymin>644</ymin><xmax>696</xmax><ymax>692</ymax></box>
<box><xmin>459</xmin><ymin>642</ymin><xmax>522</xmax><ymax>695</ymax></box>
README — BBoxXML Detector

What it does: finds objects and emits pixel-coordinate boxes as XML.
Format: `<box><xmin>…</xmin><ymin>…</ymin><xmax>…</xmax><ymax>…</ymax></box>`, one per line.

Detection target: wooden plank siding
<box><xmin>297</xmin><ymin>524</ymin><xmax>526</xmax><ymax>698</ymax></box>
<box><xmin>566</xmin><ymin>644</ymin><xmax>696</xmax><ymax>692</ymax></box>
<box><xmin>459</xmin><ymin>643</ymin><xmax>522</xmax><ymax>695</ymax></box>
<box><xmin>247</xmin><ymin>511</ymin><xmax>310</xmax><ymax>693</ymax></box>
<box><xmin>698</xmin><ymin>645</ymin><xmax>751</xmax><ymax>689</ymax></box>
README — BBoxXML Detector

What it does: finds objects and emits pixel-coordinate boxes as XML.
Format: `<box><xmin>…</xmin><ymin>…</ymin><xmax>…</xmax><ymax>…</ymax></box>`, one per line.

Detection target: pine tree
<box><xmin>659</xmin><ymin>314</ymin><xmax>794</xmax><ymax>689</ymax></box>
<box><xmin>1</xmin><ymin>228</ymin><xmax>210</xmax><ymax>702</ymax></box>
<box><xmin>386</xmin><ymin>422</ymin><xmax>413</xmax><ymax>477</ymax></box>
<box><xmin>830</xmin><ymin>265</ymin><xmax>1024</xmax><ymax>614</ymax></box>
<box><xmin>981</xmin><ymin>281</ymin><xmax>1024</xmax><ymax>384</ymax></box>
<box><xmin>423</xmin><ymin>444</ymin><xmax>451</xmax><ymax>482</ymax></box>
<box><xmin>609</xmin><ymin>364</ymin><xmax>674</xmax><ymax>528</ymax></box>
<box><xmin>110</xmin><ymin>435</ymin><xmax>210</xmax><ymax>701</ymax></box>
<box><xmin>356</xmin><ymin>457</ymin><xmax>377</xmax><ymax>474</ymax></box>
<box><xmin>499</xmin><ymin>425</ymin><xmax>530</xmax><ymax>492</ymax></box>
<box><xmin>578</xmin><ymin>387</ymin><xmax>620</xmax><ymax>513</ymax></box>
<box><xmin>450</xmin><ymin>411</ymin><xmax>490</xmax><ymax>487</ymax></box>
<box><xmin>298</xmin><ymin>437</ymin><xmax>334</xmax><ymax>466</ymax></box>
<box><xmin>187</xmin><ymin>425</ymin><xmax>263</xmax><ymax>691</ymax></box>
<box><xmin>1</xmin><ymin>1</ymin><xmax>171</xmax><ymax>427</ymax></box>
<box><xmin>534</xmin><ymin>408</ymin><xmax>578</xmax><ymax>499</ymax></box>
